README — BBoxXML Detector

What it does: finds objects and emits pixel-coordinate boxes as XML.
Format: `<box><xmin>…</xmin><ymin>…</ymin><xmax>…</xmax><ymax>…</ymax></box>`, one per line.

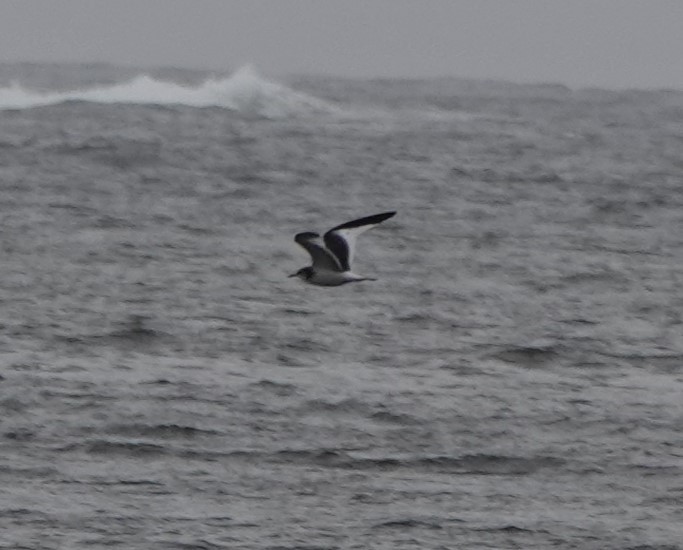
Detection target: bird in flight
<box><xmin>289</xmin><ymin>211</ymin><xmax>396</xmax><ymax>286</ymax></box>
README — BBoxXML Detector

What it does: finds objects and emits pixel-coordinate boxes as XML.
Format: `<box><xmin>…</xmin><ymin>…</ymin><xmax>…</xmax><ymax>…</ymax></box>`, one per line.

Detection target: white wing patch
<box><xmin>323</xmin><ymin>211</ymin><xmax>395</xmax><ymax>271</ymax></box>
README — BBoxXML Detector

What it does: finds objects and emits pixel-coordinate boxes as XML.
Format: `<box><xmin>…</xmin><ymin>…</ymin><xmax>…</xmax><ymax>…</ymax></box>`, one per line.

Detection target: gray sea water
<box><xmin>1</xmin><ymin>63</ymin><xmax>682</xmax><ymax>549</ymax></box>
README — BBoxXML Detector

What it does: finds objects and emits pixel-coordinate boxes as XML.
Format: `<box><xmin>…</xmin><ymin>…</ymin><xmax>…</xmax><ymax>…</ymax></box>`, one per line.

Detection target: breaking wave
<box><xmin>0</xmin><ymin>65</ymin><xmax>338</xmax><ymax>117</ymax></box>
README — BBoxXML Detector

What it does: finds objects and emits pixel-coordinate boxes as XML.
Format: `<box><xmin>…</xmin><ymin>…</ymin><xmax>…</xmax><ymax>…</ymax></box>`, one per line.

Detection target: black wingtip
<box><xmin>373</xmin><ymin>211</ymin><xmax>397</xmax><ymax>223</ymax></box>
<box><xmin>332</xmin><ymin>211</ymin><xmax>396</xmax><ymax>231</ymax></box>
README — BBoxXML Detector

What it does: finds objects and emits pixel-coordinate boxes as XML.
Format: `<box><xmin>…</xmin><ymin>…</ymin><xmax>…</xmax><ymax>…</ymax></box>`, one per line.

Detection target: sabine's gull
<box><xmin>289</xmin><ymin>211</ymin><xmax>396</xmax><ymax>286</ymax></box>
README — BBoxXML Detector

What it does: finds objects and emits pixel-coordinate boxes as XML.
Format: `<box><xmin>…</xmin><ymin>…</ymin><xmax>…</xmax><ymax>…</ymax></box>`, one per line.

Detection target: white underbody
<box><xmin>307</xmin><ymin>269</ymin><xmax>373</xmax><ymax>287</ymax></box>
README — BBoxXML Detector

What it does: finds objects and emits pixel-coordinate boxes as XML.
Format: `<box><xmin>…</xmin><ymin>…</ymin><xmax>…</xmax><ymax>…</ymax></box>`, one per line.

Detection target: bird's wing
<box><xmin>323</xmin><ymin>211</ymin><xmax>395</xmax><ymax>271</ymax></box>
<box><xmin>294</xmin><ymin>232</ymin><xmax>343</xmax><ymax>272</ymax></box>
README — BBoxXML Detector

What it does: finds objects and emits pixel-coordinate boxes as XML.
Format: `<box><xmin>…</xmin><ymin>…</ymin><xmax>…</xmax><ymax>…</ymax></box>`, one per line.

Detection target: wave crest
<box><xmin>0</xmin><ymin>65</ymin><xmax>337</xmax><ymax>117</ymax></box>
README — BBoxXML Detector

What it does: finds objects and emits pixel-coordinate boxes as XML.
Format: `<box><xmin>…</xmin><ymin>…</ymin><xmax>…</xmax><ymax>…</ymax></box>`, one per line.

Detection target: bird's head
<box><xmin>288</xmin><ymin>267</ymin><xmax>314</xmax><ymax>281</ymax></box>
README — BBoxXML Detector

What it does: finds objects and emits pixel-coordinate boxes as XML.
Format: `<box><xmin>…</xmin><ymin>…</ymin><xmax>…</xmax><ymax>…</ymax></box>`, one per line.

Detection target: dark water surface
<box><xmin>1</xmin><ymin>64</ymin><xmax>682</xmax><ymax>549</ymax></box>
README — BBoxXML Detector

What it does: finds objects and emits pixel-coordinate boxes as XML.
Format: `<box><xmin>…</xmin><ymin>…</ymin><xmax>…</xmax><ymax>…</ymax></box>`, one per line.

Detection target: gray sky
<box><xmin>1</xmin><ymin>0</ymin><xmax>682</xmax><ymax>89</ymax></box>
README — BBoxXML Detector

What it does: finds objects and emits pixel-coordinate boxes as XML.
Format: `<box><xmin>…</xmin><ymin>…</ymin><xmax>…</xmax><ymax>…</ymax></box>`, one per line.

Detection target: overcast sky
<box><xmin>1</xmin><ymin>0</ymin><xmax>682</xmax><ymax>89</ymax></box>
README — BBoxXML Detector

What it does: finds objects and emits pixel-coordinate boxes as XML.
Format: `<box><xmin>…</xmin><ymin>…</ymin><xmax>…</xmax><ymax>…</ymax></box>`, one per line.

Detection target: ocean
<box><xmin>0</xmin><ymin>62</ymin><xmax>682</xmax><ymax>549</ymax></box>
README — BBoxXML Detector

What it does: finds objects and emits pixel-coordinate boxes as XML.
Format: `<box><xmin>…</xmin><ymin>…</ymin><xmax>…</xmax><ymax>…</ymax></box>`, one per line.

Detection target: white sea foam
<box><xmin>0</xmin><ymin>65</ymin><xmax>337</xmax><ymax>117</ymax></box>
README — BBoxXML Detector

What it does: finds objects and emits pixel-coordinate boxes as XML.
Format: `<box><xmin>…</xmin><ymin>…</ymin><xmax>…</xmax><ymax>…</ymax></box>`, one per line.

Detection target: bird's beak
<box><xmin>288</xmin><ymin>273</ymin><xmax>297</xmax><ymax>278</ymax></box>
